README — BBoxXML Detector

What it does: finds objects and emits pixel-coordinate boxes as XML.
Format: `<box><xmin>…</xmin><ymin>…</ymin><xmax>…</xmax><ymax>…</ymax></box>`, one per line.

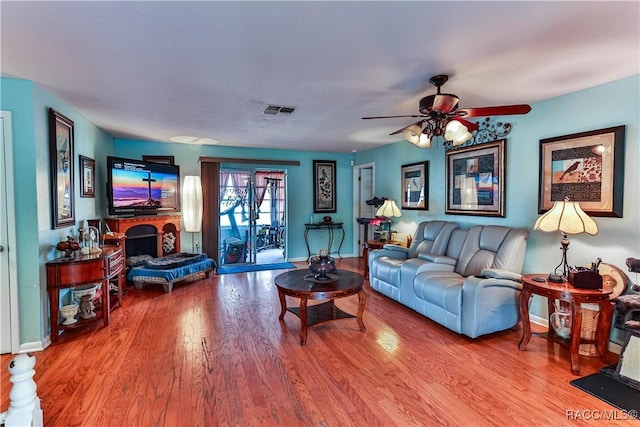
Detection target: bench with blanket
<box><xmin>127</xmin><ymin>253</ymin><xmax>216</xmax><ymax>292</ymax></box>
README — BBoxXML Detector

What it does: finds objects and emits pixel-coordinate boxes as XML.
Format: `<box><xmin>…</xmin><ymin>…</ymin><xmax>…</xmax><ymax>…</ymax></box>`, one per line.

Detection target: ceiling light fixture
<box><xmin>169</xmin><ymin>136</ymin><xmax>219</xmax><ymax>145</ymax></box>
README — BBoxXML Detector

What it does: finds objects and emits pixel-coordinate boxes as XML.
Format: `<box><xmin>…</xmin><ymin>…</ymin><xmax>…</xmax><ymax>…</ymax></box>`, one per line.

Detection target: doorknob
<box><xmin>0</xmin><ymin>245</ymin><xmax>4</xmax><ymax>253</ymax></box>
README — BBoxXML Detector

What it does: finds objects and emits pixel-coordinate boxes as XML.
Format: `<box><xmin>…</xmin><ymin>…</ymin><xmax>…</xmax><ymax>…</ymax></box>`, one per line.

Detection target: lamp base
<box><xmin>548</xmin><ymin>274</ymin><xmax>565</xmax><ymax>283</ymax></box>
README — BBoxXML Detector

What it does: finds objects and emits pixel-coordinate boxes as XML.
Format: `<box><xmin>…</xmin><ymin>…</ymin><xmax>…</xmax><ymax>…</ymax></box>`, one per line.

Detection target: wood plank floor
<box><xmin>1</xmin><ymin>258</ymin><xmax>634</xmax><ymax>426</ymax></box>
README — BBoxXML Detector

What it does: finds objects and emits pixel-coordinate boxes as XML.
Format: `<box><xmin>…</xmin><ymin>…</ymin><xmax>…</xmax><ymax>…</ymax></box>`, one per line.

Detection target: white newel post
<box><xmin>0</xmin><ymin>354</ymin><xmax>43</xmax><ymax>427</ymax></box>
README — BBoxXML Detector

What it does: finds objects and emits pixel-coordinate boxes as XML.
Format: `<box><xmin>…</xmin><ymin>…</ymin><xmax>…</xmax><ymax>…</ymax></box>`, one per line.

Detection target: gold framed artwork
<box><xmin>49</xmin><ymin>108</ymin><xmax>75</xmax><ymax>228</ymax></box>
<box><xmin>538</xmin><ymin>126</ymin><xmax>625</xmax><ymax>217</ymax></box>
<box><xmin>446</xmin><ymin>139</ymin><xmax>505</xmax><ymax>217</ymax></box>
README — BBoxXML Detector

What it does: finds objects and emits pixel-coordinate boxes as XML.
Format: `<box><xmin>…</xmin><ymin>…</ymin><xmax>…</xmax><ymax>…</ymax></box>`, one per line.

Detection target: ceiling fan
<box><xmin>362</xmin><ymin>75</ymin><xmax>531</xmax><ymax>148</ymax></box>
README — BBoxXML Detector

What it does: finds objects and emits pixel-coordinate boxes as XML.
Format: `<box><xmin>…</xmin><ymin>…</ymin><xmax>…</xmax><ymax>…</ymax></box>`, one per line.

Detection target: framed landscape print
<box><xmin>538</xmin><ymin>126</ymin><xmax>625</xmax><ymax>217</ymax></box>
<box><xmin>313</xmin><ymin>160</ymin><xmax>336</xmax><ymax>213</ymax></box>
<box><xmin>49</xmin><ymin>108</ymin><xmax>75</xmax><ymax>228</ymax></box>
<box><xmin>401</xmin><ymin>161</ymin><xmax>428</xmax><ymax>210</ymax></box>
<box><xmin>446</xmin><ymin>139</ymin><xmax>505</xmax><ymax>217</ymax></box>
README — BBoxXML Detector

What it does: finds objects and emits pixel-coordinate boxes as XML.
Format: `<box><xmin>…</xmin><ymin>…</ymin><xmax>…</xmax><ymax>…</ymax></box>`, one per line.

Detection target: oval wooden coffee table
<box><xmin>275</xmin><ymin>269</ymin><xmax>366</xmax><ymax>345</ymax></box>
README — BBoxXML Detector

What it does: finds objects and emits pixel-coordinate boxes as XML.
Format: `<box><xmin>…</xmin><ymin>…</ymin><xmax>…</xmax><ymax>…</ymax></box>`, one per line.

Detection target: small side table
<box><xmin>518</xmin><ymin>274</ymin><xmax>613</xmax><ymax>375</ymax></box>
<box><xmin>363</xmin><ymin>240</ymin><xmax>404</xmax><ymax>278</ymax></box>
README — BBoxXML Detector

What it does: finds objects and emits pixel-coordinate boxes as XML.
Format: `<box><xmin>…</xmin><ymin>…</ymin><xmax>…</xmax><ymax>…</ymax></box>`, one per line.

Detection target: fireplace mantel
<box><xmin>105</xmin><ymin>215</ymin><xmax>181</xmax><ymax>258</ymax></box>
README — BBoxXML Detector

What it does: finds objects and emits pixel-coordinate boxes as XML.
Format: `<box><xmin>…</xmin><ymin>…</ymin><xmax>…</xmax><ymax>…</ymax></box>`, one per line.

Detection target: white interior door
<box><xmin>1</xmin><ymin>110</ymin><xmax>18</xmax><ymax>354</ymax></box>
<box><xmin>352</xmin><ymin>163</ymin><xmax>375</xmax><ymax>257</ymax></box>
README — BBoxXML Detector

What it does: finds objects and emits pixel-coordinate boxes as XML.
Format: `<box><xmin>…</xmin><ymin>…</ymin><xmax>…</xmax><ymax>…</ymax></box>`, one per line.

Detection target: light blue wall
<box><xmin>113</xmin><ymin>140</ymin><xmax>354</xmax><ymax>259</ymax></box>
<box><xmin>355</xmin><ymin>74</ymin><xmax>640</xmax><ymax>333</ymax></box>
<box><xmin>1</xmin><ymin>77</ymin><xmax>114</xmax><ymax>345</ymax></box>
<box><xmin>2</xmin><ymin>74</ymin><xmax>637</xmax><ymax>348</ymax></box>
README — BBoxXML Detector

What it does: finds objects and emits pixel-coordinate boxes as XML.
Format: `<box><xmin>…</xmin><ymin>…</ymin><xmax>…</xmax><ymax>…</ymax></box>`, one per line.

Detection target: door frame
<box><xmin>1</xmin><ymin>110</ymin><xmax>19</xmax><ymax>353</ymax></box>
<box><xmin>352</xmin><ymin>162</ymin><xmax>375</xmax><ymax>257</ymax></box>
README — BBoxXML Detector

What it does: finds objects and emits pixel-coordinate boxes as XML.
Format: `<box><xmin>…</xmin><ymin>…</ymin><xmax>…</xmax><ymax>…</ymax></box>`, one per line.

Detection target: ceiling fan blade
<box><xmin>432</xmin><ymin>94</ymin><xmax>459</xmax><ymax>113</ymax></box>
<box><xmin>456</xmin><ymin>104</ymin><xmax>531</xmax><ymax>118</ymax></box>
<box><xmin>362</xmin><ymin>115</ymin><xmax>428</xmax><ymax>119</ymax></box>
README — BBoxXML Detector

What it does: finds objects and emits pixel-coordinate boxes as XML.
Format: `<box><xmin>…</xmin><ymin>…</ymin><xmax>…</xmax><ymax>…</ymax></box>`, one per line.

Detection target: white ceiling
<box><xmin>1</xmin><ymin>1</ymin><xmax>638</xmax><ymax>153</ymax></box>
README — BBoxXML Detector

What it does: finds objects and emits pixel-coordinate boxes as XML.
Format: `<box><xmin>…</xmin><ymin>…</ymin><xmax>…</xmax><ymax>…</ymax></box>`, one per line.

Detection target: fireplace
<box><xmin>105</xmin><ymin>215</ymin><xmax>181</xmax><ymax>261</ymax></box>
<box><xmin>125</xmin><ymin>224</ymin><xmax>158</xmax><ymax>258</ymax></box>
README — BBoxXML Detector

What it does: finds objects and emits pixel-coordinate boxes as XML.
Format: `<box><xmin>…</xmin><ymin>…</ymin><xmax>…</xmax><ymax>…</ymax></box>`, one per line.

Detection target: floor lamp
<box><xmin>183</xmin><ymin>175</ymin><xmax>203</xmax><ymax>253</ymax></box>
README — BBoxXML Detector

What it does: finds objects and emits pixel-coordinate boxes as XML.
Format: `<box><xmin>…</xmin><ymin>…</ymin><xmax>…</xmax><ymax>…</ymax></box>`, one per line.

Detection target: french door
<box><xmin>218</xmin><ymin>169</ymin><xmax>286</xmax><ymax>266</ymax></box>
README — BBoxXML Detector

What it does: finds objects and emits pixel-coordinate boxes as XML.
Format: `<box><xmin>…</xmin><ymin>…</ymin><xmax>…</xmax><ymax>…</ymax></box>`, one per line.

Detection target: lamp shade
<box><xmin>182</xmin><ymin>175</ymin><xmax>203</xmax><ymax>232</ymax></box>
<box><xmin>444</xmin><ymin>120</ymin><xmax>473</xmax><ymax>146</ymax></box>
<box><xmin>376</xmin><ymin>199</ymin><xmax>401</xmax><ymax>218</ymax></box>
<box><xmin>533</xmin><ymin>199</ymin><xmax>598</xmax><ymax>235</ymax></box>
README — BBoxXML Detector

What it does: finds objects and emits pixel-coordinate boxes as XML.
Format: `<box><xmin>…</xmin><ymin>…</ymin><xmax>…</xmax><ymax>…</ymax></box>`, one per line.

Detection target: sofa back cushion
<box><xmin>454</xmin><ymin>225</ymin><xmax>529</xmax><ymax>277</ymax></box>
<box><xmin>408</xmin><ymin>221</ymin><xmax>459</xmax><ymax>259</ymax></box>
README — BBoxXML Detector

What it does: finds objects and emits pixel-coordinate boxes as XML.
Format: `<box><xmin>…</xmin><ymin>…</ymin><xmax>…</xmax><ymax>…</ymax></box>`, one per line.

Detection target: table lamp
<box><xmin>376</xmin><ymin>199</ymin><xmax>401</xmax><ymax>241</ymax></box>
<box><xmin>533</xmin><ymin>197</ymin><xmax>598</xmax><ymax>282</ymax></box>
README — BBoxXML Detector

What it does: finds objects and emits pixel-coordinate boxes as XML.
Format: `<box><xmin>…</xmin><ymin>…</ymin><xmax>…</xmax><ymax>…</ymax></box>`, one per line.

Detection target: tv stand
<box><xmin>105</xmin><ymin>215</ymin><xmax>181</xmax><ymax>258</ymax></box>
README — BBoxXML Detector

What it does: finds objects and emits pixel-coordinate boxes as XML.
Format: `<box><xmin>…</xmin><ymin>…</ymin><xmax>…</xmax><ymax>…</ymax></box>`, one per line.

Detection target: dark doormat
<box><xmin>570</xmin><ymin>365</ymin><xmax>640</xmax><ymax>416</ymax></box>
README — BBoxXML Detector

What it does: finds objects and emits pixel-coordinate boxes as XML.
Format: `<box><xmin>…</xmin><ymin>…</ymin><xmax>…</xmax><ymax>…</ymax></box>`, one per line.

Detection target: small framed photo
<box><xmin>401</xmin><ymin>161</ymin><xmax>429</xmax><ymax>210</ymax></box>
<box><xmin>143</xmin><ymin>155</ymin><xmax>175</xmax><ymax>165</ymax></box>
<box><xmin>446</xmin><ymin>139</ymin><xmax>506</xmax><ymax>217</ymax></box>
<box><xmin>313</xmin><ymin>160</ymin><xmax>336</xmax><ymax>213</ymax></box>
<box><xmin>79</xmin><ymin>155</ymin><xmax>95</xmax><ymax>198</ymax></box>
<box><xmin>538</xmin><ymin>126</ymin><xmax>625</xmax><ymax>217</ymax></box>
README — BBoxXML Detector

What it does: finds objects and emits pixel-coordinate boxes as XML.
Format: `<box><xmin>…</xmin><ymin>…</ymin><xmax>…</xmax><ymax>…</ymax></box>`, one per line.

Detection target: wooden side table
<box><xmin>518</xmin><ymin>274</ymin><xmax>613</xmax><ymax>375</ymax></box>
<box><xmin>363</xmin><ymin>240</ymin><xmax>404</xmax><ymax>278</ymax></box>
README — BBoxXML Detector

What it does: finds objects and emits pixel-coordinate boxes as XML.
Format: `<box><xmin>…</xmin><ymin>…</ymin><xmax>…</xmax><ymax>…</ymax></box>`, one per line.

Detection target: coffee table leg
<box><xmin>357</xmin><ymin>289</ymin><xmax>366</xmax><ymax>332</ymax></box>
<box><xmin>299</xmin><ymin>297</ymin><xmax>309</xmax><ymax>345</ymax></box>
<box><xmin>278</xmin><ymin>289</ymin><xmax>287</xmax><ymax>321</ymax></box>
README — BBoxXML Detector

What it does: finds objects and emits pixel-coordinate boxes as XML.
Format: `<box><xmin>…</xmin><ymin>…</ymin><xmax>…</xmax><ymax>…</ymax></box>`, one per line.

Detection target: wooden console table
<box><xmin>518</xmin><ymin>274</ymin><xmax>613</xmax><ymax>375</ymax></box>
<box><xmin>46</xmin><ymin>247</ymin><xmax>124</xmax><ymax>342</ymax></box>
<box><xmin>304</xmin><ymin>222</ymin><xmax>345</xmax><ymax>261</ymax></box>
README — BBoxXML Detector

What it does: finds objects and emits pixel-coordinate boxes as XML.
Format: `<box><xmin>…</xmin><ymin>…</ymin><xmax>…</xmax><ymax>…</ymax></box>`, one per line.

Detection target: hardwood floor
<box><xmin>1</xmin><ymin>258</ymin><xmax>633</xmax><ymax>426</ymax></box>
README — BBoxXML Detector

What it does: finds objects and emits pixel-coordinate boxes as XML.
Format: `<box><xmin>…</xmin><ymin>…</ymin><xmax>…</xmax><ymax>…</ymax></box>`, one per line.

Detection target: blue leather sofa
<box><xmin>369</xmin><ymin>221</ymin><xmax>529</xmax><ymax>338</ymax></box>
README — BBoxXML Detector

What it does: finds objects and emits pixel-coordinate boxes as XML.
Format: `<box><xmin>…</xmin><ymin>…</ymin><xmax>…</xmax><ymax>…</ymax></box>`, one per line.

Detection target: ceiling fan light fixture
<box><xmin>416</xmin><ymin>133</ymin><xmax>432</xmax><ymax>148</ymax></box>
<box><xmin>402</xmin><ymin>124</ymin><xmax>423</xmax><ymax>145</ymax></box>
<box><xmin>445</xmin><ymin>120</ymin><xmax>473</xmax><ymax>146</ymax></box>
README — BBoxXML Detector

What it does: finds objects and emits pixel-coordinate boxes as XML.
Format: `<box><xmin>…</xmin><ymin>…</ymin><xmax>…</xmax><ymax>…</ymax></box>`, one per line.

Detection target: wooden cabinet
<box><xmin>46</xmin><ymin>247</ymin><xmax>124</xmax><ymax>342</ymax></box>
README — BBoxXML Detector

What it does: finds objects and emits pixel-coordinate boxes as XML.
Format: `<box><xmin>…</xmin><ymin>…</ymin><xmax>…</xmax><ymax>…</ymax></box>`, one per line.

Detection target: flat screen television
<box><xmin>107</xmin><ymin>156</ymin><xmax>180</xmax><ymax>216</ymax></box>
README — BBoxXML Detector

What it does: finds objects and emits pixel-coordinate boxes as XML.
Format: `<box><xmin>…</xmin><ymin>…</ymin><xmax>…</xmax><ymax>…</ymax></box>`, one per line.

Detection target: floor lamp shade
<box><xmin>183</xmin><ymin>175</ymin><xmax>203</xmax><ymax>233</ymax></box>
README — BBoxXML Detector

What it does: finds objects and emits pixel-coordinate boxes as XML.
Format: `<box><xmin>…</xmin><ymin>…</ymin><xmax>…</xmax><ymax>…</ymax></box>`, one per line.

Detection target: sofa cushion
<box><xmin>413</xmin><ymin>271</ymin><xmax>465</xmax><ymax>315</ymax></box>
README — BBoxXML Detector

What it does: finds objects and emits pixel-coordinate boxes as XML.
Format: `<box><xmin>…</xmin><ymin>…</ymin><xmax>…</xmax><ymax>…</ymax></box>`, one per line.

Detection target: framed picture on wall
<box><xmin>49</xmin><ymin>108</ymin><xmax>75</xmax><ymax>228</ymax></box>
<box><xmin>313</xmin><ymin>160</ymin><xmax>336</xmax><ymax>213</ymax></box>
<box><xmin>400</xmin><ymin>161</ymin><xmax>429</xmax><ymax>210</ymax></box>
<box><xmin>142</xmin><ymin>155</ymin><xmax>175</xmax><ymax>165</ymax></box>
<box><xmin>538</xmin><ymin>126</ymin><xmax>625</xmax><ymax>217</ymax></box>
<box><xmin>445</xmin><ymin>139</ymin><xmax>506</xmax><ymax>217</ymax></box>
<box><xmin>79</xmin><ymin>155</ymin><xmax>95</xmax><ymax>198</ymax></box>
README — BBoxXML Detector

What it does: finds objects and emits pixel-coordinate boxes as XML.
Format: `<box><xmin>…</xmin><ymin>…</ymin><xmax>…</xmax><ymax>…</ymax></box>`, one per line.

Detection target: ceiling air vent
<box><xmin>263</xmin><ymin>104</ymin><xmax>295</xmax><ymax>115</ymax></box>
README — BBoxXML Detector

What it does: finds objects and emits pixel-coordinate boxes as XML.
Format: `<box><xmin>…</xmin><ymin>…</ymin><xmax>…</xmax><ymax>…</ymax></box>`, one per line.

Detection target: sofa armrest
<box><xmin>461</xmin><ymin>275</ymin><xmax>523</xmax><ymax>338</ymax></box>
<box><xmin>382</xmin><ymin>244</ymin><xmax>409</xmax><ymax>255</ymax></box>
<box><xmin>418</xmin><ymin>253</ymin><xmax>457</xmax><ymax>266</ymax></box>
<box><xmin>480</xmin><ymin>268</ymin><xmax>522</xmax><ymax>282</ymax></box>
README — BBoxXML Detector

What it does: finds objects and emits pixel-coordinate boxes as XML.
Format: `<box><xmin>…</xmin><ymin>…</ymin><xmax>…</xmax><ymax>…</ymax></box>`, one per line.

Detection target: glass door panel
<box><xmin>219</xmin><ymin>170</ymin><xmax>255</xmax><ymax>266</ymax></box>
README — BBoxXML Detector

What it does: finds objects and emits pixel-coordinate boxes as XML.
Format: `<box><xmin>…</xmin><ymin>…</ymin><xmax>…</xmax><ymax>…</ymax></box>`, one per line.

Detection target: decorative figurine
<box><xmin>79</xmin><ymin>294</ymin><xmax>95</xmax><ymax>319</ymax></box>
